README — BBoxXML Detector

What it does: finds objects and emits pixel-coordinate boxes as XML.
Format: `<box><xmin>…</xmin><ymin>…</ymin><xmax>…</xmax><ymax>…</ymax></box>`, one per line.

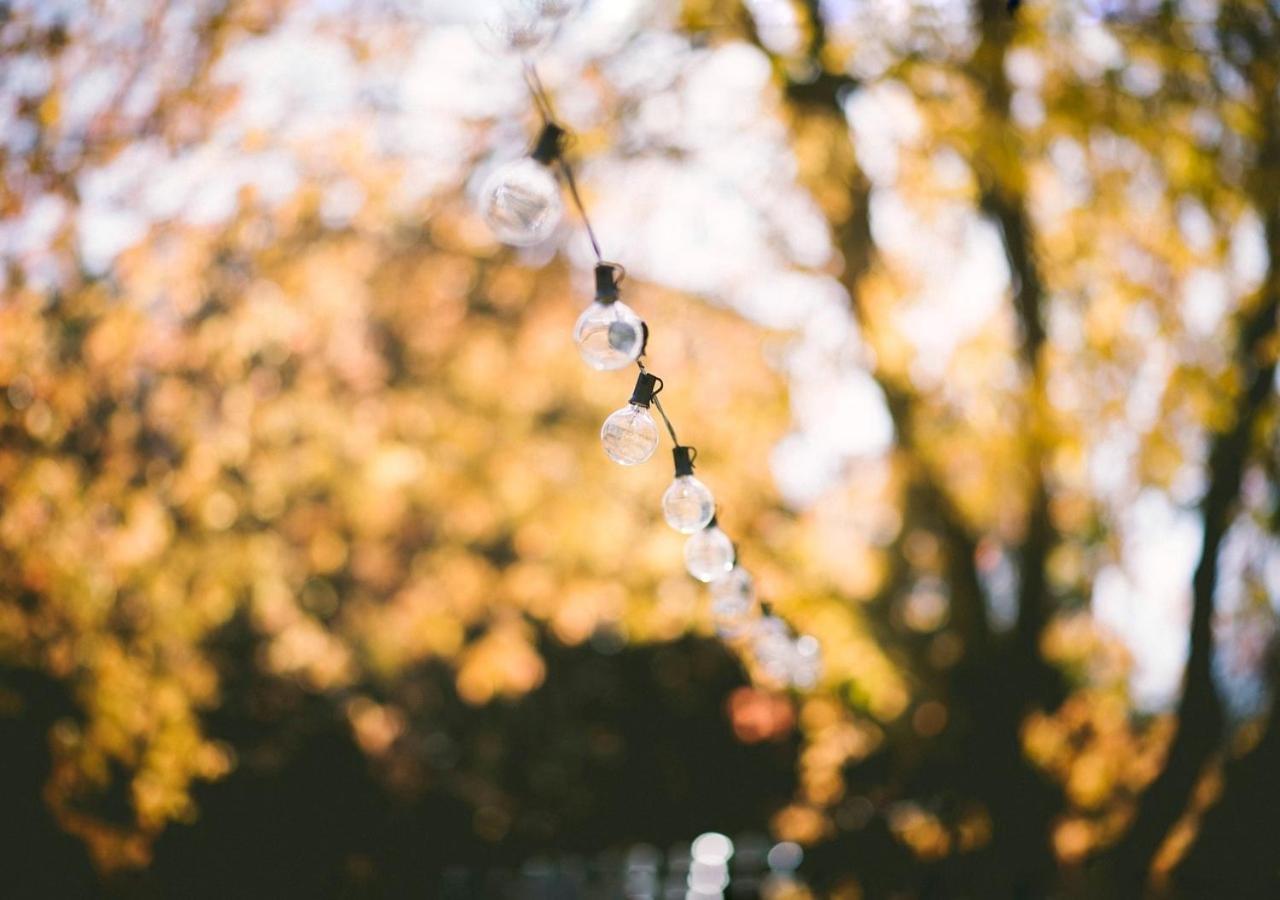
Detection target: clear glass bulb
<box><xmin>662</xmin><ymin>474</ymin><xmax>715</xmax><ymax>533</ymax></box>
<box><xmin>753</xmin><ymin>615</ymin><xmax>794</xmax><ymax>683</ymax></box>
<box><xmin>573</xmin><ymin>300</ymin><xmax>645</xmax><ymax>370</ymax></box>
<box><xmin>475</xmin><ymin>1</ymin><xmax>560</xmax><ymax>56</ymax></box>
<box><xmin>790</xmin><ymin>635</ymin><xmax>822</xmax><ymax>689</ymax></box>
<box><xmin>684</xmin><ymin>524</ymin><xmax>734</xmax><ymax>583</ymax></box>
<box><xmin>479</xmin><ymin>157</ymin><xmax>562</xmax><ymax>246</ymax></box>
<box><xmin>600</xmin><ymin>403</ymin><xmax>659</xmax><ymax>465</ymax></box>
<box><xmin>710</xmin><ymin>566</ymin><xmax>754</xmax><ymax>616</ymax></box>
<box><xmin>533</xmin><ymin>0</ymin><xmax>582</xmax><ymax>20</ymax></box>
<box><xmin>709</xmin><ymin>566</ymin><xmax>755</xmax><ymax>638</ymax></box>
<box><xmin>710</xmin><ymin>602</ymin><xmax>753</xmax><ymax>639</ymax></box>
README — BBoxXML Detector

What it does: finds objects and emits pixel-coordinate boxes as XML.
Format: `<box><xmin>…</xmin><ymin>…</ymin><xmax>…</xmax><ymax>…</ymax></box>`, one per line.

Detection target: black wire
<box><xmin>522</xmin><ymin>63</ymin><xmax>604</xmax><ymax>261</ymax></box>
<box><xmin>557</xmin><ymin>158</ymin><xmax>604</xmax><ymax>261</ymax></box>
<box><xmin>653</xmin><ymin>394</ymin><xmax>681</xmax><ymax>447</ymax></box>
<box><xmin>522</xmin><ymin>63</ymin><xmax>557</xmax><ymax>122</ymax></box>
<box><xmin>525</xmin><ymin>64</ymin><xmax>683</xmax><ymax>468</ymax></box>
<box><xmin>518</xmin><ymin>62</ymin><xmax>817</xmax><ymax>665</ymax></box>
<box><xmin>637</xmin><ymin>360</ymin><xmax>681</xmax><ymax>446</ymax></box>
<box><xmin>525</xmin><ymin>61</ymin><xmax>677</xmax><ymax>444</ymax></box>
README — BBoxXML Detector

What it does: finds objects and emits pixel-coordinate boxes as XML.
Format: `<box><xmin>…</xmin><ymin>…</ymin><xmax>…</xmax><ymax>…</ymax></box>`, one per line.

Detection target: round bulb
<box><xmin>753</xmin><ymin>615</ymin><xmax>794</xmax><ymax>683</ymax></box>
<box><xmin>600</xmin><ymin>403</ymin><xmax>659</xmax><ymax>465</ymax></box>
<box><xmin>475</xmin><ymin>1</ymin><xmax>560</xmax><ymax>56</ymax></box>
<box><xmin>790</xmin><ymin>635</ymin><xmax>822</xmax><ymax>689</ymax></box>
<box><xmin>533</xmin><ymin>0</ymin><xmax>582</xmax><ymax>20</ymax></box>
<box><xmin>684</xmin><ymin>524</ymin><xmax>734</xmax><ymax>583</ymax></box>
<box><xmin>479</xmin><ymin>158</ymin><xmax>562</xmax><ymax>246</ymax></box>
<box><xmin>710</xmin><ymin>603</ymin><xmax>753</xmax><ymax>639</ymax></box>
<box><xmin>573</xmin><ymin>300</ymin><xmax>645</xmax><ymax>370</ymax></box>
<box><xmin>710</xmin><ymin>566</ymin><xmax>754</xmax><ymax>616</ymax></box>
<box><xmin>709</xmin><ymin>567</ymin><xmax>756</xmax><ymax>638</ymax></box>
<box><xmin>662</xmin><ymin>474</ymin><xmax>715</xmax><ymax>533</ymax></box>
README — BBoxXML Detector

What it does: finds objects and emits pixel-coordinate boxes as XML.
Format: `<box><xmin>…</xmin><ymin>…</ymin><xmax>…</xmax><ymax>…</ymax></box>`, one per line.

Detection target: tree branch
<box><xmin>1100</xmin><ymin>232</ymin><xmax>1277</xmax><ymax>892</ymax></box>
<box><xmin>970</xmin><ymin>0</ymin><xmax>1057</xmax><ymax>663</ymax></box>
<box><xmin>751</xmin><ymin>7</ymin><xmax>1066</xmax><ymax>887</ymax></box>
<box><xmin>1117</xmin><ymin>260</ymin><xmax>1277</xmax><ymax>884</ymax></box>
<box><xmin>741</xmin><ymin>0</ymin><xmax>994</xmax><ymax>652</ymax></box>
<box><xmin>1174</xmin><ymin>650</ymin><xmax>1280</xmax><ymax>896</ymax></box>
<box><xmin>1099</xmin><ymin>16</ymin><xmax>1280</xmax><ymax>879</ymax></box>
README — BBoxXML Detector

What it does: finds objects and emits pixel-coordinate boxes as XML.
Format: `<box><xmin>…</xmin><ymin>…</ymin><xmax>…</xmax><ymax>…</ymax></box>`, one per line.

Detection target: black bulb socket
<box><xmin>673</xmin><ymin>446</ymin><xmax>696</xmax><ymax>477</ymax></box>
<box><xmin>531</xmin><ymin>122</ymin><xmax>566</xmax><ymax>165</ymax></box>
<box><xmin>595</xmin><ymin>264</ymin><xmax>620</xmax><ymax>303</ymax></box>
<box><xmin>629</xmin><ymin>372</ymin><xmax>658</xmax><ymax>408</ymax></box>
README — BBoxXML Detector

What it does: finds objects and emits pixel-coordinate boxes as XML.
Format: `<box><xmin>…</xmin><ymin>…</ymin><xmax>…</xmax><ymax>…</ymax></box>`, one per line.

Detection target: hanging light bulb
<box><xmin>573</xmin><ymin>264</ymin><xmax>646</xmax><ymax>370</ymax></box>
<box><xmin>710</xmin><ymin>565</ymin><xmax>754</xmax><ymax>616</ymax></box>
<box><xmin>475</xmin><ymin>0</ymin><xmax>561</xmax><ymax>56</ymax></box>
<box><xmin>479</xmin><ymin>124</ymin><xmax>564</xmax><ymax>246</ymax></box>
<box><xmin>709</xmin><ymin>565</ymin><xmax>756</xmax><ymax>638</ymax></box>
<box><xmin>600</xmin><ymin>372</ymin><xmax>661</xmax><ymax>465</ymax></box>
<box><xmin>753</xmin><ymin>612</ymin><xmax>794</xmax><ymax>683</ymax></box>
<box><xmin>789</xmin><ymin>635</ymin><xmax>823</xmax><ymax>689</ymax></box>
<box><xmin>662</xmin><ymin>445</ymin><xmax>715</xmax><ymax>533</ymax></box>
<box><xmin>684</xmin><ymin>517</ymin><xmax>735</xmax><ymax>583</ymax></box>
<box><xmin>532</xmin><ymin>0</ymin><xmax>583</xmax><ymax>21</ymax></box>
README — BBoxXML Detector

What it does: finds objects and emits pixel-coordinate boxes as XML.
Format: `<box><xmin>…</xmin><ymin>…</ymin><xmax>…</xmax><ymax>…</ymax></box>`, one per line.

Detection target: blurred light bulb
<box><xmin>753</xmin><ymin>615</ymin><xmax>794</xmax><ymax>682</ymax></box>
<box><xmin>709</xmin><ymin>566</ymin><xmax>755</xmax><ymax>638</ymax></box>
<box><xmin>479</xmin><ymin>157</ymin><xmax>562</xmax><ymax>246</ymax></box>
<box><xmin>710</xmin><ymin>565</ymin><xmax>754</xmax><ymax>616</ymax></box>
<box><xmin>662</xmin><ymin>446</ymin><xmax>714</xmax><ymax>533</ymax></box>
<box><xmin>574</xmin><ymin>266</ymin><xmax>645</xmax><ymax>369</ymax></box>
<box><xmin>533</xmin><ymin>0</ymin><xmax>583</xmax><ymax>21</ymax></box>
<box><xmin>790</xmin><ymin>635</ymin><xmax>822</xmax><ymax>689</ymax></box>
<box><xmin>601</xmin><ymin>372</ymin><xmax>660</xmax><ymax>465</ymax></box>
<box><xmin>684</xmin><ymin>521</ymin><xmax>735</xmax><ymax>583</ymax></box>
<box><xmin>476</xmin><ymin>0</ymin><xmax>560</xmax><ymax>55</ymax></box>
<box><xmin>663</xmin><ymin>475</ymin><xmax>715</xmax><ymax>533</ymax></box>
<box><xmin>710</xmin><ymin>604</ymin><xmax>753</xmax><ymax>639</ymax></box>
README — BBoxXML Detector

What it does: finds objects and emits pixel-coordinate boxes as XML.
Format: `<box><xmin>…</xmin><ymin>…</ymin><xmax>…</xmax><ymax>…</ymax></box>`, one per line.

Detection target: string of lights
<box><xmin>474</xmin><ymin>0</ymin><xmax>821</xmax><ymax>691</ymax></box>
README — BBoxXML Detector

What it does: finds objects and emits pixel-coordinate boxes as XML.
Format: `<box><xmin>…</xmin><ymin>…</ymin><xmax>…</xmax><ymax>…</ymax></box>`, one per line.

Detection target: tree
<box><xmin>0</xmin><ymin>1</ymin><xmax>1277</xmax><ymax>897</ymax></box>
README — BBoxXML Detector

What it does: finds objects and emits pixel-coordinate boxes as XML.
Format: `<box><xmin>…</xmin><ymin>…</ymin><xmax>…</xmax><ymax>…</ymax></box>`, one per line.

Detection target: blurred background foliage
<box><xmin>0</xmin><ymin>0</ymin><xmax>1278</xmax><ymax>897</ymax></box>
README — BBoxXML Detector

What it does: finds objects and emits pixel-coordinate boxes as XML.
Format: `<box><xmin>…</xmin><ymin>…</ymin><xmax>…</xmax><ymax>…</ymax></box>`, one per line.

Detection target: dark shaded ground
<box><xmin>7</xmin><ymin>618</ymin><xmax>1280</xmax><ymax>899</ymax></box>
<box><xmin>0</xmin><ymin>628</ymin><xmax>798</xmax><ymax>899</ymax></box>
